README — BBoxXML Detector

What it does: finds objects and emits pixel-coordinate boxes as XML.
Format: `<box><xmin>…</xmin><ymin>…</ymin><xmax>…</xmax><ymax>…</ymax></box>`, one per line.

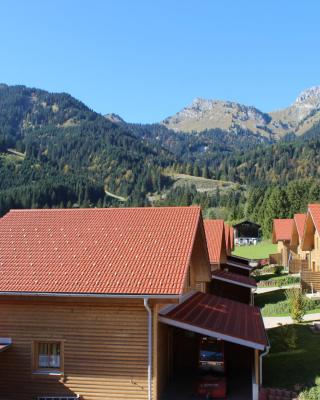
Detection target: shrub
<box><xmin>257</xmin><ymin>275</ymin><xmax>300</xmax><ymax>287</ymax></box>
<box><xmin>299</xmin><ymin>386</ymin><xmax>320</xmax><ymax>399</ymax></box>
<box><xmin>274</xmin><ymin>265</ymin><xmax>284</xmax><ymax>275</ymax></box>
<box><xmin>270</xmin><ymin>324</ymin><xmax>298</xmax><ymax>352</ymax></box>
<box><xmin>285</xmin><ymin>288</ymin><xmax>306</xmax><ymax>323</ymax></box>
<box><xmin>261</xmin><ymin>296</ymin><xmax>320</xmax><ymax>317</ymax></box>
<box><xmin>261</xmin><ymin>300</ymin><xmax>290</xmax><ymax>316</ymax></box>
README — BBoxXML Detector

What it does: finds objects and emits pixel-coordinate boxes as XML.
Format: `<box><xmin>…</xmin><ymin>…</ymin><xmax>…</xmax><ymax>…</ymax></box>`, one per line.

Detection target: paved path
<box><xmin>255</xmin><ymin>284</ymin><xmax>300</xmax><ymax>294</ymax></box>
<box><xmin>263</xmin><ymin>313</ymin><xmax>320</xmax><ymax>329</ymax></box>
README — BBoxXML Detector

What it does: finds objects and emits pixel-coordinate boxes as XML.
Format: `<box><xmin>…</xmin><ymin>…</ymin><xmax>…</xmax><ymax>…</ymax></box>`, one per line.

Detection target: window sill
<box><xmin>32</xmin><ymin>370</ymin><xmax>64</xmax><ymax>377</ymax></box>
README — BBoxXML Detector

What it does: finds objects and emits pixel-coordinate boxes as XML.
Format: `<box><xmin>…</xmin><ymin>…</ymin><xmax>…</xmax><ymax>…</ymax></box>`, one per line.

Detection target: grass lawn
<box><xmin>255</xmin><ymin>289</ymin><xmax>287</xmax><ymax>308</ymax></box>
<box><xmin>264</xmin><ymin>324</ymin><xmax>320</xmax><ymax>390</ymax></box>
<box><xmin>255</xmin><ymin>289</ymin><xmax>320</xmax><ymax>317</ymax></box>
<box><xmin>232</xmin><ymin>239</ymin><xmax>277</xmax><ymax>259</ymax></box>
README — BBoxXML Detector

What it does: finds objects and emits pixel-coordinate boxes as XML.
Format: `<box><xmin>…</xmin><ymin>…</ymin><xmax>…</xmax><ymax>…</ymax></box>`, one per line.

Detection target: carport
<box><xmin>210</xmin><ymin>269</ymin><xmax>257</xmax><ymax>304</ymax></box>
<box><xmin>159</xmin><ymin>292</ymin><xmax>268</xmax><ymax>400</ymax></box>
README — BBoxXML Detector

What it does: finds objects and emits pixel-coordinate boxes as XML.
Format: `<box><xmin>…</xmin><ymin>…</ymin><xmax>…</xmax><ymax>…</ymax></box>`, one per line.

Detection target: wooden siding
<box><xmin>184</xmin><ymin>221</ymin><xmax>211</xmax><ymax>293</ymax></box>
<box><xmin>0</xmin><ymin>296</ymin><xmax>150</xmax><ymax>400</ymax></box>
<box><xmin>310</xmin><ymin>231</ymin><xmax>320</xmax><ymax>272</ymax></box>
<box><xmin>289</xmin><ymin>259</ymin><xmax>303</xmax><ymax>274</ymax></box>
<box><xmin>269</xmin><ymin>253</ymin><xmax>281</xmax><ymax>265</ymax></box>
<box><xmin>277</xmin><ymin>241</ymin><xmax>290</xmax><ymax>267</ymax></box>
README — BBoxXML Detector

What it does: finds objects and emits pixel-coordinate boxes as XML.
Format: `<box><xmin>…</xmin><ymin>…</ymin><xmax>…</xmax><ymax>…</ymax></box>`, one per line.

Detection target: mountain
<box><xmin>105</xmin><ymin>113</ymin><xmax>125</xmax><ymax>124</ymax></box>
<box><xmin>162</xmin><ymin>86</ymin><xmax>320</xmax><ymax>139</ymax></box>
<box><xmin>1</xmin><ymin>82</ymin><xmax>320</xmax><ymax>231</ymax></box>
<box><xmin>269</xmin><ymin>86</ymin><xmax>320</xmax><ymax>136</ymax></box>
<box><xmin>0</xmin><ymin>84</ymin><xmax>172</xmax><ymax>216</ymax></box>
<box><xmin>162</xmin><ymin>97</ymin><xmax>273</xmax><ymax>138</ymax></box>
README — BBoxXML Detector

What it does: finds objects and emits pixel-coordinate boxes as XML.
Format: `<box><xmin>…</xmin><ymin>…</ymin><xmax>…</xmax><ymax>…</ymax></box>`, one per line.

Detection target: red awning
<box><xmin>159</xmin><ymin>292</ymin><xmax>268</xmax><ymax>350</ymax></box>
<box><xmin>212</xmin><ymin>270</ymin><xmax>257</xmax><ymax>289</ymax></box>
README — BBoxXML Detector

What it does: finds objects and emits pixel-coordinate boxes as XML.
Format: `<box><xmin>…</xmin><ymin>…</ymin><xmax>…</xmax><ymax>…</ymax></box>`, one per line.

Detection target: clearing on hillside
<box><xmin>167</xmin><ymin>173</ymin><xmax>240</xmax><ymax>193</ymax></box>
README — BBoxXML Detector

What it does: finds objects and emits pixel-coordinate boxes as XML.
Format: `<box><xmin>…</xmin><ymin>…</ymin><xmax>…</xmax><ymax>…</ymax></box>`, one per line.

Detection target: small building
<box><xmin>301</xmin><ymin>204</ymin><xmax>320</xmax><ymax>292</ymax></box>
<box><xmin>233</xmin><ymin>221</ymin><xmax>261</xmax><ymax>246</ymax></box>
<box><xmin>289</xmin><ymin>213</ymin><xmax>307</xmax><ymax>273</ymax></box>
<box><xmin>211</xmin><ymin>269</ymin><xmax>257</xmax><ymax>304</ymax></box>
<box><xmin>204</xmin><ymin>220</ymin><xmax>257</xmax><ymax>304</ymax></box>
<box><xmin>203</xmin><ymin>219</ymin><xmax>227</xmax><ymax>272</ymax></box>
<box><xmin>0</xmin><ymin>207</ymin><xmax>268</xmax><ymax>400</ymax></box>
<box><xmin>272</xmin><ymin>219</ymin><xmax>294</xmax><ymax>268</ymax></box>
<box><xmin>224</xmin><ymin>223</ymin><xmax>235</xmax><ymax>255</ymax></box>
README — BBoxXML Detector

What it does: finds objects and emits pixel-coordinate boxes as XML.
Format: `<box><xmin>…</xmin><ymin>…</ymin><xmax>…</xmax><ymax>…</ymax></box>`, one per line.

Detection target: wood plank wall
<box><xmin>0</xmin><ymin>296</ymin><xmax>149</xmax><ymax>400</ymax></box>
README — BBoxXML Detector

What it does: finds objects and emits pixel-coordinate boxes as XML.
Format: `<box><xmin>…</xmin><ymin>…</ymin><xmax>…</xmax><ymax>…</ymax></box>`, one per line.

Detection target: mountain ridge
<box><xmin>161</xmin><ymin>86</ymin><xmax>320</xmax><ymax>138</ymax></box>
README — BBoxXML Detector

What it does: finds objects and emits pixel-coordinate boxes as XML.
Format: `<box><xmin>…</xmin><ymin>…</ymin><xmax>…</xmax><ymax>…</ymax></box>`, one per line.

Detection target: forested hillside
<box><xmin>1</xmin><ymin>83</ymin><xmax>320</xmax><ymax>238</ymax></box>
<box><xmin>0</xmin><ymin>84</ymin><xmax>172</xmax><ymax>215</ymax></box>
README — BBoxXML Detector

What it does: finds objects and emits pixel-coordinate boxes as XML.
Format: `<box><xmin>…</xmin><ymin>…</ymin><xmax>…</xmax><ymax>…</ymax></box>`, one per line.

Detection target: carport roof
<box><xmin>159</xmin><ymin>292</ymin><xmax>268</xmax><ymax>350</ymax></box>
<box><xmin>212</xmin><ymin>270</ymin><xmax>257</xmax><ymax>289</ymax></box>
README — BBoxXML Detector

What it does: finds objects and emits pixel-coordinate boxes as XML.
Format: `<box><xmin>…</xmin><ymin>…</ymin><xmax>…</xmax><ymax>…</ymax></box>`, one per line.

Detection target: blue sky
<box><xmin>0</xmin><ymin>0</ymin><xmax>319</xmax><ymax>123</ymax></box>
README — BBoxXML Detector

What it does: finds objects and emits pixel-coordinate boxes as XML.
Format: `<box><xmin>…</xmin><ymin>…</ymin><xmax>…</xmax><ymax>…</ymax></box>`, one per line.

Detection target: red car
<box><xmin>195</xmin><ymin>337</ymin><xmax>227</xmax><ymax>399</ymax></box>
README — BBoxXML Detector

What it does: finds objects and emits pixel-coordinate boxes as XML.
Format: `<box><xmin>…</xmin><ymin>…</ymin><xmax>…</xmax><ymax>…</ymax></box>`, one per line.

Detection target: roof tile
<box><xmin>0</xmin><ymin>207</ymin><xmax>202</xmax><ymax>295</ymax></box>
<box><xmin>203</xmin><ymin>220</ymin><xmax>225</xmax><ymax>264</ymax></box>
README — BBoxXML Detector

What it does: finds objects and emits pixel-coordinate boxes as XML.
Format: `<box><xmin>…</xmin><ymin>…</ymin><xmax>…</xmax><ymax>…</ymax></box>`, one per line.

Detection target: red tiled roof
<box><xmin>212</xmin><ymin>270</ymin><xmax>257</xmax><ymax>288</ymax></box>
<box><xmin>159</xmin><ymin>292</ymin><xmax>268</xmax><ymax>350</ymax></box>
<box><xmin>294</xmin><ymin>213</ymin><xmax>307</xmax><ymax>240</ymax></box>
<box><xmin>272</xmin><ymin>219</ymin><xmax>294</xmax><ymax>242</ymax></box>
<box><xmin>0</xmin><ymin>207</ymin><xmax>203</xmax><ymax>295</ymax></box>
<box><xmin>309</xmin><ymin>204</ymin><xmax>320</xmax><ymax>235</ymax></box>
<box><xmin>203</xmin><ymin>220</ymin><xmax>225</xmax><ymax>264</ymax></box>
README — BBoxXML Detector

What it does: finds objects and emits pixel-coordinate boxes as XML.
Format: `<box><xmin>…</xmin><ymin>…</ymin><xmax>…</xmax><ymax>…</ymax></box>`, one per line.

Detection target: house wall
<box><xmin>185</xmin><ymin>222</ymin><xmax>211</xmax><ymax>293</ymax></box>
<box><xmin>0</xmin><ymin>296</ymin><xmax>151</xmax><ymax>400</ymax></box>
<box><xmin>297</xmin><ymin>244</ymin><xmax>307</xmax><ymax>260</ymax></box>
<box><xmin>310</xmin><ymin>230</ymin><xmax>320</xmax><ymax>272</ymax></box>
<box><xmin>277</xmin><ymin>241</ymin><xmax>290</xmax><ymax>267</ymax></box>
<box><xmin>301</xmin><ymin>229</ymin><xmax>320</xmax><ymax>292</ymax></box>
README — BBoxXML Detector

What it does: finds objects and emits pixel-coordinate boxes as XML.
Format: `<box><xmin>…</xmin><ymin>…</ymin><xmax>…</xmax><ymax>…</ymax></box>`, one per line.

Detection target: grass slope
<box><xmin>232</xmin><ymin>240</ymin><xmax>277</xmax><ymax>259</ymax></box>
<box><xmin>264</xmin><ymin>324</ymin><xmax>320</xmax><ymax>390</ymax></box>
<box><xmin>167</xmin><ymin>173</ymin><xmax>238</xmax><ymax>193</ymax></box>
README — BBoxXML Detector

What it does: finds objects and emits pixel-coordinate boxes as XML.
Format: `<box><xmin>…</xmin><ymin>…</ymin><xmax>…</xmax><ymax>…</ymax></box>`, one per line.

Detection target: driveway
<box><xmin>263</xmin><ymin>312</ymin><xmax>320</xmax><ymax>329</ymax></box>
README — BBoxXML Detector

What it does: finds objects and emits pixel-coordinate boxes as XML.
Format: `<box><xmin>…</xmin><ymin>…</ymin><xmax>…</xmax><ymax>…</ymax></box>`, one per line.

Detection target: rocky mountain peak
<box><xmin>105</xmin><ymin>113</ymin><xmax>125</xmax><ymax>124</ymax></box>
<box><xmin>295</xmin><ymin>86</ymin><xmax>320</xmax><ymax>108</ymax></box>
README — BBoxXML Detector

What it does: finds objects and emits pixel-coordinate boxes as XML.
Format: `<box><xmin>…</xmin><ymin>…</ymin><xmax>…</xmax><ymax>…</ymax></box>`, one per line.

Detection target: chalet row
<box><xmin>271</xmin><ymin>203</ymin><xmax>320</xmax><ymax>292</ymax></box>
<box><xmin>0</xmin><ymin>207</ymin><xmax>267</xmax><ymax>400</ymax></box>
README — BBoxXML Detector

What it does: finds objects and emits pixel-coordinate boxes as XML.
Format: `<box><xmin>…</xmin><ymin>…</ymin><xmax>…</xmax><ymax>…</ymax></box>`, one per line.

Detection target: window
<box><xmin>33</xmin><ymin>341</ymin><xmax>64</xmax><ymax>374</ymax></box>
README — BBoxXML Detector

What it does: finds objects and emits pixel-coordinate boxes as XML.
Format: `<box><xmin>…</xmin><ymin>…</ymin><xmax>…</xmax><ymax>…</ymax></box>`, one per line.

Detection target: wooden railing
<box><xmin>269</xmin><ymin>253</ymin><xmax>281</xmax><ymax>265</ymax></box>
<box><xmin>301</xmin><ymin>261</ymin><xmax>320</xmax><ymax>292</ymax></box>
<box><xmin>289</xmin><ymin>259</ymin><xmax>303</xmax><ymax>274</ymax></box>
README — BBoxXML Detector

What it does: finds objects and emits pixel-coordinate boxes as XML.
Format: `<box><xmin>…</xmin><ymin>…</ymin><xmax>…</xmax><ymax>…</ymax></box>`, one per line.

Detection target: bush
<box><xmin>253</xmin><ymin>264</ymin><xmax>285</xmax><ymax>275</ymax></box>
<box><xmin>270</xmin><ymin>324</ymin><xmax>298</xmax><ymax>352</ymax></box>
<box><xmin>286</xmin><ymin>288</ymin><xmax>306</xmax><ymax>323</ymax></box>
<box><xmin>299</xmin><ymin>386</ymin><xmax>320</xmax><ymax>399</ymax></box>
<box><xmin>274</xmin><ymin>265</ymin><xmax>284</xmax><ymax>275</ymax></box>
<box><xmin>261</xmin><ymin>296</ymin><xmax>320</xmax><ymax>317</ymax></box>
<box><xmin>257</xmin><ymin>275</ymin><xmax>300</xmax><ymax>287</ymax></box>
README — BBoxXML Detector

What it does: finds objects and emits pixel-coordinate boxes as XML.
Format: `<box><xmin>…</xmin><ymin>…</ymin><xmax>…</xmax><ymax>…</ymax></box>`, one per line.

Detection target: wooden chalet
<box><xmin>203</xmin><ymin>219</ymin><xmax>227</xmax><ymax>272</ymax></box>
<box><xmin>289</xmin><ymin>213</ymin><xmax>307</xmax><ymax>273</ymax></box>
<box><xmin>271</xmin><ymin>219</ymin><xmax>294</xmax><ymax>268</ymax></box>
<box><xmin>233</xmin><ymin>220</ymin><xmax>261</xmax><ymax>246</ymax></box>
<box><xmin>0</xmin><ymin>207</ymin><xmax>268</xmax><ymax>400</ymax></box>
<box><xmin>204</xmin><ymin>220</ymin><xmax>257</xmax><ymax>304</ymax></box>
<box><xmin>301</xmin><ymin>204</ymin><xmax>320</xmax><ymax>292</ymax></box>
